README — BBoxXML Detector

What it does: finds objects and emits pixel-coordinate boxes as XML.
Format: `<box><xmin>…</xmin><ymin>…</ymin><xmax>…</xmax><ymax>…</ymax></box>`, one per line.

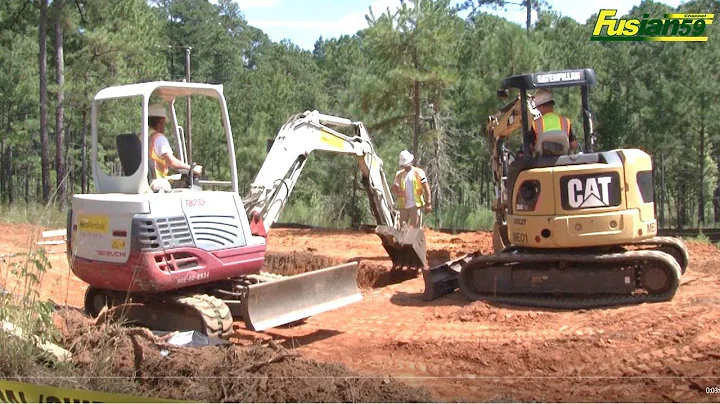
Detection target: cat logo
<box><xmin>561</xmin><ymin>172</ymin><xmax>621</xmax><ymax>210</ymax></box>
<box><xmin>568</xmin><ymin>176</ymin><xmax>613</xmax><ymax>208</ymax></box>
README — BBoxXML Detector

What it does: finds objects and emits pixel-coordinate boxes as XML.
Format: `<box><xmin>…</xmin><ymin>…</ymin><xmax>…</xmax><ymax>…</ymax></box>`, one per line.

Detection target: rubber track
<box><xmin>458</xmin><ymin>250</ymin><xmax>682</xmax><ymax>309</ymax></box>
<box><xmin>627</xmin><ymin>236</ymin><xmax>689</xmax><ymax>274</ymax></box>
<box><xmin>174</xmin><ymin>294</ymin><xmax>234</xmax><ymax>338</ymax></box>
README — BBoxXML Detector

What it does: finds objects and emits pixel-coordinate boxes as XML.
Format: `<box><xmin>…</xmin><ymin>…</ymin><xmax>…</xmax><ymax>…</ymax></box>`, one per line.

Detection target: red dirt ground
<box><xmin>3</xmin><ymin>223</ymin><xmax>720</xmax><ymax>402</ymax></box>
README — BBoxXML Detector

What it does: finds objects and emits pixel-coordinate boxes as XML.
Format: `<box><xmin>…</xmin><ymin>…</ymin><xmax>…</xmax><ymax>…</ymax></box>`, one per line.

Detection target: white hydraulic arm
<box><xmin>244</xmin><ymin>110</ymin><xmax>398</xmax><ymax>234</ymax></box>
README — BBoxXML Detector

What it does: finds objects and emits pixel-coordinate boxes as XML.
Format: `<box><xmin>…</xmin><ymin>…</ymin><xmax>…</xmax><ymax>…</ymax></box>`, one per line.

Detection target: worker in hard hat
<box><xmin>529</xmin><ymin>89</ymin><xmax>578</xmax><ymax>154</ymax></box>
<box><xmin>147</xmin><ymin>103</ymin><xmax>202</xmax><ymax>191</ymax></box>
<box><xmin>391</xmin><ymin>150</ymin><xmax>432</xmax><ymax>228</ymax></box>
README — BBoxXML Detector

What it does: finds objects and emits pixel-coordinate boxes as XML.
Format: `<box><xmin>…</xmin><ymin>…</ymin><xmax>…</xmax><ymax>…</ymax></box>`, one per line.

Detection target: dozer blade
<box><xmin>375</xmin><ymin>225</ymin><xmax>428</xmax><ymax>270</ymax></box>
<box><xmin>421</xmin><ymin>254</ymin><xmax>475</xmax><ymax>301</ymax></box>
<box><xmin>240</xmin><ymin>262</ymin><xmax>362</xmax><ymax>331</ymax></box>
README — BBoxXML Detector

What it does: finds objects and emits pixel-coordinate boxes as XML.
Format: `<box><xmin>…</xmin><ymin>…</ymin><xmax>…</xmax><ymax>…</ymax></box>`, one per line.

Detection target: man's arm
<box><xmin>155</xmin><ymin>135</ymin><xmax>202</xmax><ymax>175</ymax></box>
<box><xmin>422</xmin><ymin>182</ymin><xmax>432</xmax><ymax>210</ymax></box>
<box><xmin>568</xmin><ymin>124</ymin><xmax>579</xmax><ymax>153</ymax></box>
<box><xmin>418</xmin><ymin>169</ymin><xmax>432</xmax><ymax>212</ymax></box>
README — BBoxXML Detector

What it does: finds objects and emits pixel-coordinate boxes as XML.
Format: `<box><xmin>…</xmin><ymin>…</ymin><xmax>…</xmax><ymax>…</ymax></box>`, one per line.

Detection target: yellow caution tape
<box><xmin>0</xmin><ymin>379</ymin><xmax>180</xmax><ymax>403</ymax></box>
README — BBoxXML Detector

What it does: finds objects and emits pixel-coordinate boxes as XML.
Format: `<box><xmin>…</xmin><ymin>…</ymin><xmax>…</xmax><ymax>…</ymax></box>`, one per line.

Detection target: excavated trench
<box><xmin>261</xmin><ymin>249</ymin><xmax>453</xmax><ymax>289</ymax></box>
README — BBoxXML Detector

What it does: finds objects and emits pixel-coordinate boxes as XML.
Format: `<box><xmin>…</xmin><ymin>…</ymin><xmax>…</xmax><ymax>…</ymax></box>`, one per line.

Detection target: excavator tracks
<box><xmin>422</xmin><ymin>236</ymin><xmax>688</xmax><ymax>309</ymax></box>
<box><xmin>457</xmin><ymin>249</ymin><xmax>682</xmax><ymax>310</ymax></box>
<box><xmin>173</xmin><ymin>294</ymin><xmax>234</xmax><ymax>338</ymax></box>
<box><xmin>83</xmin><ymin>288</ymin><xmax>234</xmax><ymax>338</ymax></box>
<box><xmin>627</xmin><ymin>236</ymin><xmax>689</xmax><ymax>274</ymax></box>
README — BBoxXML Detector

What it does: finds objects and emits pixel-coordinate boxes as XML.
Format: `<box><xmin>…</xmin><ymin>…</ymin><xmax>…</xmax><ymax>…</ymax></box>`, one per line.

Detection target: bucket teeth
<box><xmin>375</xmin><ymin>225</ymin><xmax>428</xmax><ymax>270</ymax></box>
<box><xmin>421</xmin><ymin>255</ymin><xmax>474</xmax><ymax>300</ymax></box>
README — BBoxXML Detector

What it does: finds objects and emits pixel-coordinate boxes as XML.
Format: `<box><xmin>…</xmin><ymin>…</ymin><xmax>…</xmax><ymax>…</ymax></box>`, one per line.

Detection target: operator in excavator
<box><xmin>525</xmin><ymin>89</ymin><xmax>579</xmax><ymax>156</ymax></box>
<box><xmin>147</xmin><ymin>103</ymin><xmax>203</xmax><ymax>191</ymax></box>
<box><xmin>392</xmin><ymin>150</ymin><xmax>432</xmax><ymax>228</ymax></box>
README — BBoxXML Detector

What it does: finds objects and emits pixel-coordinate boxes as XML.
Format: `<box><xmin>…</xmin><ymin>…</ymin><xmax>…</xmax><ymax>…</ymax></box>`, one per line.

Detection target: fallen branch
<box><xmin>130</xmin><ymin>334</ymin><xmax>143</xmax><ymax>382</ymax></box>
<box><xmin>243</xmin><ymin>352</ymin><xmax>300</xmax><ymax>372</ymax></box>
<box><xmin>94</xmin><ymin>303</ymin><xmax>143</xmax><ymax>326</ymax></box>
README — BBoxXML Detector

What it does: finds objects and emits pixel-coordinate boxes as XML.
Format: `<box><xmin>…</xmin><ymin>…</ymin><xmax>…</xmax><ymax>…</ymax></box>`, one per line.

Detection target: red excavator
<box><xmin>67</xmin><ymin>81</ymin><xmax>427</xmax><ymax>337</ymax></box>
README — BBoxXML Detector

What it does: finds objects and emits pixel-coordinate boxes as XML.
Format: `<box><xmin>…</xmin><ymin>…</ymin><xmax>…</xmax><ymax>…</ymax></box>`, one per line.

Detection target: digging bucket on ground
<box><xmin>421</xmin><ymin>254</ymin><xmax>474</xmax><ymax>301</ymax></box>
<box><xmin>240</xmin><ymin>262</ymin><xmax>362</xmax><ymax>331</ymax></box>
<box><xmin>375</xmin><ymin>225</ymin><xmax>428</xmax><ymax>270</ymax></box>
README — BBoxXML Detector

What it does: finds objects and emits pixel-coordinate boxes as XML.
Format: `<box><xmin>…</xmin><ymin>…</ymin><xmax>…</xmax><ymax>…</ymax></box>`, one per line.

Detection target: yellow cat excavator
<box><xmin>423</xmin><ymin>68</ymin><xmax>688</xmax><ymax>308</ymax></box>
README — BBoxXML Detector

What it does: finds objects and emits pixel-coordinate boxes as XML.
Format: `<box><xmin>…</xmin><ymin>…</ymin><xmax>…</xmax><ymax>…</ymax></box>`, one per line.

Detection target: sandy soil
<box><xmin>3</xmin><ymin>223</ymin><xmax>720</xmax><ymax>402</ymax></box>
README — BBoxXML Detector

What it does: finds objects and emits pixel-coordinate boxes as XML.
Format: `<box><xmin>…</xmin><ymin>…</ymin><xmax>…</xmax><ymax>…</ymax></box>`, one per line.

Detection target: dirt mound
<box><xmin>58</xmin><ymin>309</ymin><xmax>431</xmax><ymax>403</ymax></box>
<box><xmin>436</xmin><ymin>301</ymin><xmax>555</xmax><ymax>326</ymax></box>
<box><xmin>262</xmin><ymin>251</ymin><xmax>342</xmax><ymax>276</ymax></box>
<box><xmin>263</xmin><ymin>251</ymin><xmax>421</xmax><ymax>289</ymax></box>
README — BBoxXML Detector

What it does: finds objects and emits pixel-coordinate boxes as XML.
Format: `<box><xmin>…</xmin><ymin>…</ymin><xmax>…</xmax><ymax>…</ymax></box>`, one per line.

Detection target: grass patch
<box><xmin>279</xmin><ymin>198</ymin><xmax>351</xmax><ymax>228</ymax></box>
<box><xmin>426</xmin><ymin>205</ymin><xmax>495</xmax><ymax>231</ymax></box>
<box><xmin>0</xmin><ymin>204</ymin><xmax>67</xmax><ymax>229</ymax></box>
<box><xmin>687</xmin><ymin>230</ymin><xmax>712</xmax><ymax>244</ymax></box>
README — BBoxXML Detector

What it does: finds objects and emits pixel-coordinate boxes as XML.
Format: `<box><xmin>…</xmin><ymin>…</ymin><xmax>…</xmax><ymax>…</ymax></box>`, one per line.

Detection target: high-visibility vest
<box><xmin>533</xmin><ymin>112</ymin><xmax>571</xmax><ymax>141</ymax></box>
<box><xmin>396</xmin><ymin>167</ymin><xmax>425</xmax><ymax>208</ymax></box>
<box><xmin>149</xmin><ymin>130</ymin><xmax>169</xmax><ymax>179</ymax></box>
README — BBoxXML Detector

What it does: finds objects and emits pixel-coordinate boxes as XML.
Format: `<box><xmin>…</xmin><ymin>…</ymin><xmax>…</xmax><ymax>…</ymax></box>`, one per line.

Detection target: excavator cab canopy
<box><xmin>497</xmin><ymin>68</ymin><xmax>597</xmax><ymax>154</ymax></box>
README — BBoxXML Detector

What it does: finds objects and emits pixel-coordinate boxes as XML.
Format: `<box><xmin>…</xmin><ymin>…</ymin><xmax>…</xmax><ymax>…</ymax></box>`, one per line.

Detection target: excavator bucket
<box><xmin>375</xmin><ymin>225</ymin><xmax>428</xmax><ymax>270</ymax></box>
<box><xmin>239</xmin><ymin>262</ymin><xmax>362</xmax><ymax>331</ymax></box>
<box><xmin>421</xmin><ymin>254</ymin><xmax>474</xmax><ymax>301</ymax></box>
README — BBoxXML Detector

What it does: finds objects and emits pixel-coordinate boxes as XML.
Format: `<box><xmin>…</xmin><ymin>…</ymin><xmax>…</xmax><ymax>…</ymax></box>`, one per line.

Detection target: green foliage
<box><xmin>427</xmin><ymin>205</ymin><xmax>495</xmax><ymax>231</ymax></box>
<box><xmin>1</xmin><ymin>0</ymin><xmax>720</xmax><ymax>230</ymax></box>
<box><xmin>0</xmin><ymin>204</ymin><xmax>67</xmax><ymax>228</ymax></box>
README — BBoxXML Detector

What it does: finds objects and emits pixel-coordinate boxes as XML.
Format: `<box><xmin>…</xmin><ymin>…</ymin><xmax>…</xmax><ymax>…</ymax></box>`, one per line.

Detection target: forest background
<box><xmin>1</xmin><ymin>0</ymin><xmax>718</xmax><ymax>231</ymax></box>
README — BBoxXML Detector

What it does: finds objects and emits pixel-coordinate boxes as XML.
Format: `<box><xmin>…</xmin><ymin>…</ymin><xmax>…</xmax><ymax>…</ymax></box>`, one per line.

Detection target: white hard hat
<box><xmin>148</xmin><ymin>104</ymin><xmax>167</xmax><ymax>119</ymax></box>
<box><xmin>399</xmin><ymin>150</ymin><xmax>414</xmax><ymax>167</ymax></box>
<box><xmin>534</xmin><ymin>89</ymin><xmax>554</xmax><ymax>107</ymax></box>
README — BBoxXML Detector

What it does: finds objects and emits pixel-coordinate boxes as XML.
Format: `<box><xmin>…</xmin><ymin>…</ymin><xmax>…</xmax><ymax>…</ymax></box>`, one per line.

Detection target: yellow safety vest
<box><xmin>149</xmin><ymin>130</ymin><xmax>169</xmax><ymax>179</ymax></box>
<box><xmin>396</xmin><ymin>167</ymin><xmax>425</xmax><ymax>208</ymax></box>
<box><xmin>533</xmin><ymin>112</ymin><xmax>571</xmax><ymax>141</ymax></box>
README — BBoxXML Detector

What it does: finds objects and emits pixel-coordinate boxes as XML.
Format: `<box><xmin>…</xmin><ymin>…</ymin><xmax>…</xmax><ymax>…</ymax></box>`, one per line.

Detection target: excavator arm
<box><xmin>486</xmin><ymin>94</ymin><xmax>540</xmax><ymax>230</ymax></box>
<box><xmin>244</xmin><ymin>110</ymin><xmax>427</xmax><ymax>269</ymax></box>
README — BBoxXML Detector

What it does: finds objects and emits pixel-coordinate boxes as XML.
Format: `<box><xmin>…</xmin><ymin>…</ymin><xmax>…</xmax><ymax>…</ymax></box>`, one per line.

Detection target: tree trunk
<box><xmin>24</xmin><ymin>165</ymin><xmax>29</xmax><ymax>205</ymax></box>
<box><xmin>413</xmin><ymin>79</ymin><xmax>420</xmax><ymax>156</ymax></box>
<box><xmin>0</xmin><ymin>141</ymin><xmax>4</xmax><ymax>203</ymax></box>
<box><xmin>714</xmin><ymin>186</ymin><xmax>720</xmax><ymax>224</ymax></box>
<box><xmin>526</xmin><ymin>0</ymin><xmax>531</xmax><ymax>33</ymax></box>
<box><xmin>698</xmin><ymin>124</ymin><xmax>705</xmax><ymax>226</ymax></box>
<box><xmin>54</xmin><ymin>0</ymin><xmax>66</xmax><ymax>209</ymax></box>
<box><xmin>39</xmin><ymin>0</ymin><xmax>51</xmax><ymax>204</ymax></box>
<box><xmin>66</xmin><ymin>126</ymin><xmax>72</xmax><ymax>198</ymax></box>
<box><xmin>81</xmin><ymin>109</ymin><xmax>88</xmax><ymax>193</ymax></box>
<box><xmin>659</xmin><ymin>152</ymin><xmax>665</xmax><ymax>227</ymax></box>
<box><xmin>5</xmin><ymin>145</ymin><xmax>13</xmax><ymax>205</ymax></box>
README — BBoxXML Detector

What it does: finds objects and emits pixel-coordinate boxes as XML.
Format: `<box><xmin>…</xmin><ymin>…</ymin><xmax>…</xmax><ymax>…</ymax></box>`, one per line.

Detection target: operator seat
<box><xmin>116</xmin><ymin>133</ymin><xmax>142</xmax><ymax>176</ymax></box>
<box><xmin>534</xmin><ymin>129</ymin><xmax>569</xmax><ymax>157</ymax></box>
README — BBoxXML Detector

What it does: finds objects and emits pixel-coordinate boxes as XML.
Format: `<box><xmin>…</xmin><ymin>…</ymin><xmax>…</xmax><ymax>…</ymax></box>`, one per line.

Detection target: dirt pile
<box><xmin>436</xmin><ymin>301</ymin><xmax>556</xmax><ymax>326</ymax></box>
<box><xmin>58</xmin><ymin>309</ymin><xmax>432</xmax><ymax>403</ymax></box>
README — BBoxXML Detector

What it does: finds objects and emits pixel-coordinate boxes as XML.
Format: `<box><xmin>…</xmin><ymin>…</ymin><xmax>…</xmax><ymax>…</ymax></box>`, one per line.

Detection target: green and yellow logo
<box><xmin>591</xmin><ymin>9</ymin><xmax>713</xmax><ymax>41</ymax></box>
<box><xmin>78</xmin><ymin>214</ymin><xmax>109</xmax><ymax>234</ymax></box>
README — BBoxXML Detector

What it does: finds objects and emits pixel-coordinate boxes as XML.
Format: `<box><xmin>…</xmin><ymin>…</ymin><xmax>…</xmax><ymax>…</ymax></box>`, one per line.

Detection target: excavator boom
<box><xmin>244</xmin><ymin>110</ymin><xmax>427</xmax><ymax>269</ymax></box>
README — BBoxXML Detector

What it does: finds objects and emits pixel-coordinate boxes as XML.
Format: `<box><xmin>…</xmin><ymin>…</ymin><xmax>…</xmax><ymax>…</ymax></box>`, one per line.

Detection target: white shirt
<box><xmin>405</xmin><ymin>171</ymin><xmax>416</xmax><ymax>208</ymax></box>
<box><xmin>151</xmin><ymin>132</ymin><xmax>174</xmax><ymax>157</ymax></box>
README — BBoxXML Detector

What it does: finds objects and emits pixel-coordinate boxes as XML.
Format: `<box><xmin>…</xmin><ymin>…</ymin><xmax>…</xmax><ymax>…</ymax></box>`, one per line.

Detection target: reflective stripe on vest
<box><xmin>396</xmin><ymin>167</ymin><xmax>425</xmax><ymax>208</ymax></box>
<box><xmin>534</xmin><ymin>112</ymin><xmax>570</xmax><ymax>139</ymax></box>
<box><xmin>149</xmin><ymin>130</ymin><xmax>168</xmax><ymax>179</ymax></box>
